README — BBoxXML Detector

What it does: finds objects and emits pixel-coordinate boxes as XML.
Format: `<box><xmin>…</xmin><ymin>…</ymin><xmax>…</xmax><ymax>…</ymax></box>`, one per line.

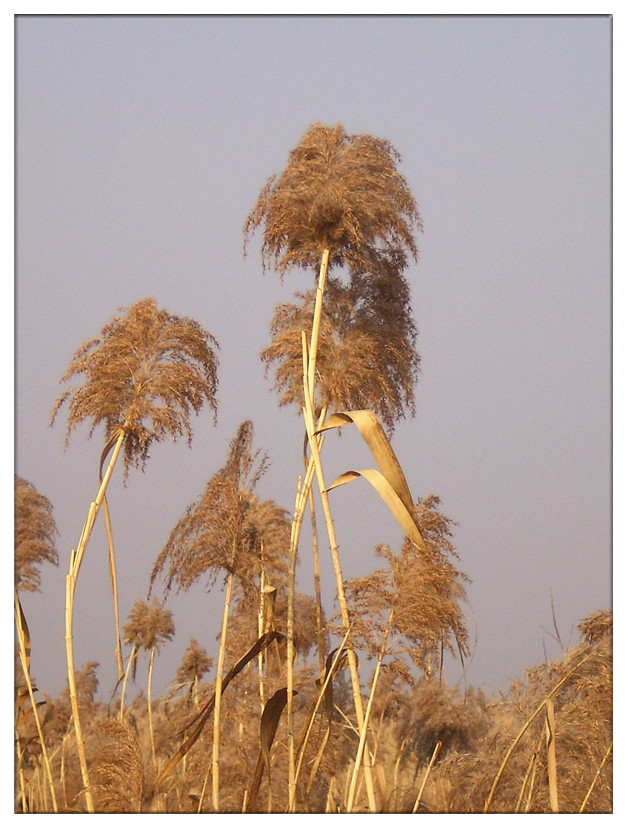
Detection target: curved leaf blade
<box><xmin>327</xmin><ymin>468</ymin><xmax>425</xmax><ymax>548</ymax></box>
<box><xmin>316</xmin><ymin>409</ymin><xmax>415</xmax><ymax>514</ymax></box>
<box><xmin>156</xmin><ymin>630</ymin><xmax>286</xmax><ymax>787</ymax></box>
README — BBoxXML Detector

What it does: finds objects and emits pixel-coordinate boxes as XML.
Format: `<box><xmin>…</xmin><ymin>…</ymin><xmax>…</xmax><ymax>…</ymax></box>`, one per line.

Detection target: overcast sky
<box><xmin>15</xmin><ymin>15</ymin><xmax>611</xmax><ymax>704</ymax></box>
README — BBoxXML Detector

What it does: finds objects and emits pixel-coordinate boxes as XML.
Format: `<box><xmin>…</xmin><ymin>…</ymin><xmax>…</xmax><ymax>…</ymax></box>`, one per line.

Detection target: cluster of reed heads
<box><xmin>15</xmin><ymin>123</ymin><xmax>612</xmax><ymax>813</ymax></box>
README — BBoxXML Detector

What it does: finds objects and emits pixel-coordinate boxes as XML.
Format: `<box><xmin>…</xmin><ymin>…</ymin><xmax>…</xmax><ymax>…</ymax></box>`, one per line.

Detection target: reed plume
<box><xmin>51</xmin><ymin>297</ymin><xmax>219</xmax><ymax>811</ymax></box>
<box><xmin>150</xmin><ymin>420</ymin><xmax>290</xmax><ymax>811</ymax></box>
<box><xmin>15</xmin><ymin>476</ymin><xmax>59</xmax><ymax>593</ymax></box>
<box><xmin>244</xmin><ymin>121</ymin><xmax>421</xmax><ymax>276</ymax></box>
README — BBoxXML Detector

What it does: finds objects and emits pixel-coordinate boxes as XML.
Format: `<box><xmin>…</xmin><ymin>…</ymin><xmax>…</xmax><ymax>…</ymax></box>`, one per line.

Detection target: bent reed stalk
<box><xmin>65</xmin><ymin>426</ymin><xmax>126</xmax><ymax>813</ymax></box>
<box><xmin>102</xmin><ymin>495</ymin><xmax>124</xmax><ymax>681</ymax></box>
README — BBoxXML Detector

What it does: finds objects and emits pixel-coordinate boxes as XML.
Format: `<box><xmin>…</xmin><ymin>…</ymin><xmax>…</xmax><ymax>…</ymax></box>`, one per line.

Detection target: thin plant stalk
<box><xmin>14</xmin><ymin>705</ymin><xmax>28</xmax><ymax>810</ymax></box>
<box><xmin>411</xmin><ymin>740</ymin><xmax>442</xmax><ymax>814</ymax></box>
<box><xmin>211</xmin><ymin>567</ymin><xmax>235</xmax><ymax>812</ymax></box>
<box><xmin>515</xmin><ymin>728</ymin><xmax>545</xmax><ymax>813</ymax></box>
<box><xmin>346</xmin><ymin>608</ymin><xmax>393</xmax><ymax>812</ymax></box>
<box><xmin>578</xmin><ymin>740</ymin><xmax>612</xmax><ymax>813</ymax></box>
<box><xmin>148</xmin><ymin>647</ymin><xmax>157</xmax><ymax>770</ymax></box>
<box><xmin>307</xmin><ymin>248</ymin><xmax>330</xmax><ymax>401</ymax></box>
<box><xmin>61</xmin><ymin>731</ymin><xmax>70</xmax><ymax>810</ymax></box>
<box><xmin>300</xmin><ymin>333</ymin><xmax>377</xmax><ymax>812</ymax></box>
<box><xmin>308</xmin><ymin>487</ymin><xmax>326</xmax><ymax>675</ymax></box>
<box><xmin>285</xmin><ymin>476</ymin><xmax>301</xmax><ymax>811</ymax></box>
<box><xmin>302</xmin><ymin>404</ymin><xmax>328</xmax><ymax>677</ymax></box>
<box><xmin>285</xmin><ymin>409</ymin><xmax>327</xmax><ymax>811</ymax></box>
<box><xmin>102</xmin><ymin>494</ymin><xmax>124</xmax><ymax>680</ymax></box>
<box><xmin>118</xmin><ymin>643</ymin><xmax>138</xmax><ymax>722</ymax></box>
<box><xmin>65</xmin><ymin>426</ymin><xmax>126</xmax><ymax>813</ymax></box>
<box><xmin>392</xmin><ymin>738</ymin><xmax>406</xmax><ymax>809</ymax></box>
<box><xmin>544</xmin><ymin>696</ymin><xmax>559</xmax><ymax>812</ymax></box>
<box><xmin>15</xmin><ymin>737</ymin><xmax>27</xmax><ymax>812</ymax></box>
<box><xmin>257</xmin><ymin>566</ymin><xmax>267</xmax><ymax>712</ymax></box>
<box><xmin>300</xmin><ymin>245</ymin><xmax>379</xmax><ymax>809</ymax></box>
<box><xmin>294</xmin><ymin>627</ymin><xmax>351</xmax><ymax>792</ymax></box>
<box><xmin>515</xmin><ymin>750</ymin><xmax>538</xmax><ymax>813</ymax></box>
<box><xmin>524</xmin><ymin>758</ymin><xmax>538</xmax><ymax>813</ymax></box>
<box><xmin>197</xmin><ymin>761</ymin><xmax>212</xmax><ymax>813</ymax></box>
<box><xmin>14</xmin><ymin>591</ymin><xmax>59</xmax><ymax>812</ymax></box>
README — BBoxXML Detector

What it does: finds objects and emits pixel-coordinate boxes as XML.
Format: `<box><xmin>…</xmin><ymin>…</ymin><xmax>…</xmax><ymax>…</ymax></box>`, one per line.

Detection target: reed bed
<box><xmin>15</xmin><ymin>124</ymin><xmax>611</xmax><ymax>813</ymax></box>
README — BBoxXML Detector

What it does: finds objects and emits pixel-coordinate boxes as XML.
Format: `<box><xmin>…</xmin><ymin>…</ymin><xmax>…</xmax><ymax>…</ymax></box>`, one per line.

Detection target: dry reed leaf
<box><xmin>14</xmin><ymin>685</ymin><xmax>30</xmax><ymax>721</ymax></box>
<box><xmin>155</xmin><ymin>631</ymin><xmax>286</xmax><ymax>787</ymax></box>
<box><xmin>327</xmin><ymin>468</ymin><xmax>425</xmax><ymax>548</ymax></box>
<box><xmin>15</xmin><ymin>697</ymin><xmax>48</xmax><ymax>730</ymax></box>
<box><xmin>317</xmin><ymin>409</ymin><xmax>415</xmax><ymax>514</ymax></box>
<box><xmin>261</xmin><ymin>687</ymin><xmax>297</xmax><ymax>761</ymax></box>
<box><xmin>246</xmin><ymin>687</ymin><xmax>299</xmax><ymax>812</ymax></box>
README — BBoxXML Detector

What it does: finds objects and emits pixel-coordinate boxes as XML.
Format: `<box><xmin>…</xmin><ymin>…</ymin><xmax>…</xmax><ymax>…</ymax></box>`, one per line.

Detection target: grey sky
<box><xmin>15</xmin><ymin>15</ymin><xmax>611</xmax><ymax>702</ymax></box>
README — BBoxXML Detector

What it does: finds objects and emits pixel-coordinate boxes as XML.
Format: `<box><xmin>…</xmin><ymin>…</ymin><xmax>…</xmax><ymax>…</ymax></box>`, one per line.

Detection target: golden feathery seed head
<box><xmin>15</xmin><ymin>476</ymin><xmax>59</xmax><ymax>592</ymax></box>
<box><xmin>50</xmin><ymin>297</ymin><xmax>219</xmax><ymax>480</ymax></box>
<box><xmin>244</xmin><ymin>122</ymin><xmax>422</xmax><ymax>278</ymax></box>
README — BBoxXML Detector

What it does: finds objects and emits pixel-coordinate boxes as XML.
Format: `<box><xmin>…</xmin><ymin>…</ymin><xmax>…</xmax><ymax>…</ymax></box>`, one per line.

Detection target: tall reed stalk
<box><xmin>299</xmin><ymin>286</ymin><xmax>378</xmax><ymax>812</ymax></box>
<box><xmin>118</xmin><ymin>642</ymin><xmax>138</xmax><ymax>722</ymax></box>
<box><xmin>52</xmin><ymin>298</ymin><xmax>219</xmax><ymax>812</ymax></box>
<box><xmin>65</xmin><ymin>427</ymin><xmax>125</xmax><ymax>812</ymax></box>
<box><xmin>244</xmin><ymin>122</ymin><xmax>422</xmax><ymax>813</ymax></box>
<box><xmin>285</xmin><ymin>410</ymin><xmax>327</xmax><ymax>810</ymax></box>
<box><xmin>211</xmin><ymin>564</ymin><xmax>235</xmax><ymax>812</ymax></box>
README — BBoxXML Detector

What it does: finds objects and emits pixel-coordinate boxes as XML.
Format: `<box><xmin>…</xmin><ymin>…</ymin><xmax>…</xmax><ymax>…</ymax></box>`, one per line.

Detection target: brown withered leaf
<box><xmin>317</xmin><ymin>409</ymin><xmax>415</xmax><ymax>513</ymax></box>
<box><xmin>246</xmin><ymin>687</ymin><xmax>299</xmax><ymax>812</ymax></box>
<box><xmin>155</xmin><ymin>630</ymin><xmax>286</xmax><ymax>787</ymax></box>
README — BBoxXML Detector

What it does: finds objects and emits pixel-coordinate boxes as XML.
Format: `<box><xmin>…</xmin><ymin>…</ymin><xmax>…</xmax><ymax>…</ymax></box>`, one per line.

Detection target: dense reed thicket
<box><xmin>15</xmin><ymin>123</ymin><xmax>611</xmax><ymax>813</ymax></box>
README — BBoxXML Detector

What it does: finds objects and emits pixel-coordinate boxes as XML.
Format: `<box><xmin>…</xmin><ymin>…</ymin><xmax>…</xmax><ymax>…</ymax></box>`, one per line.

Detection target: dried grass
<box><xmin>150</xmin><ymin>421</ymin><xmax>289</xmax><ymax>597</ymax></box>
<box><xmin>90</xmin><ymin>719</ymin><xmax>144</xmax><ymax>812</ymax></box>
<box><xmin>340</xmin><ymin>495</ymin><xmax>469</xmax><ymax>677</ymax></box>
<box><xmin>244</xmin><ymin>122</ymin><xmax>421</xmax><ymax>278</ymax></box>
<box><xmin>262</xmin><ymin>271</ymin><xmax>420</xmax><ymax>432</ymax></box>
<box><xmin>436</xmin><ymin>610</ymin><xmax>612</xmax><ymax>813</ymax></box>
<box><xmin>15</xmin><ymin>476</ymin><xmax>59</xmax><ymax>592</ymax></box>
<box><xmin>51</xmin><ymin>297</ymin><xmax>219</xmax><ymax>480</ymax></box>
